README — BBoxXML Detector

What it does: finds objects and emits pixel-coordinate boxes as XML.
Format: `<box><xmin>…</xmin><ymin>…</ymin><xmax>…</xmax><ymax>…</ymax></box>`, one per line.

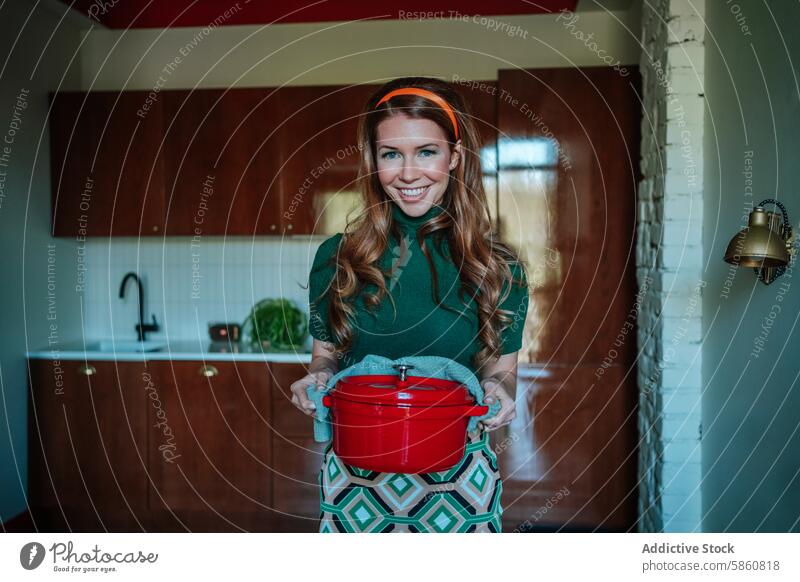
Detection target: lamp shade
<box><xmin>724</xmin><ymin>207</ymin><xmax>791</xmax><ymax>267</ymax></box>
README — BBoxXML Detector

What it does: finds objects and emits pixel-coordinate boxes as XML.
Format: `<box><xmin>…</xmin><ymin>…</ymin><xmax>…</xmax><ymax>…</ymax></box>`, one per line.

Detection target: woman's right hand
<box><xmin>290</xmin><ymin>370</ymin><xmax>333</xmax><ymax>417</ymax></box>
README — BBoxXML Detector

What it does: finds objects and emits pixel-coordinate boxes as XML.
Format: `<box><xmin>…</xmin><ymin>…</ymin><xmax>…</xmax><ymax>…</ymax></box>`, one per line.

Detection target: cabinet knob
<box><xmin>270</xmin><ymin>224</ymin><xmax>276</xmax><ymax>231</ymax></box>
<box><xmin>152</xmin><ymin>225</ymin><xmax>159</xmax><ymax>232</ymax></box>
<box><xmin>198</xmin><ymin>364</ymin><xmax>219</xmax><ymax>377</ymax></box>
<box><xmin>77</xmin><ymin>364</ymin><xmax>97</xmax><ymax>376</ymax></box>
<box><xmin>287</xmin><ymin>224</ymin><xmax>293</xmax><ymax>231</ymax></box>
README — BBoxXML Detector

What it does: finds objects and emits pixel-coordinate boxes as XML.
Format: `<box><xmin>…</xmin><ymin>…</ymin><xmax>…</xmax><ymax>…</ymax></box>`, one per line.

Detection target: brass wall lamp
<box><xmin>723</xmin><ymin>199</ymin><xmax>796</xmax><ymax>285</ymax></box>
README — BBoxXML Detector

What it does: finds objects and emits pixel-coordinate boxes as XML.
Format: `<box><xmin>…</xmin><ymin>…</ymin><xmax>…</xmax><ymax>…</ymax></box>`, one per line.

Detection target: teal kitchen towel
<box><xmin>306</xmin><ymin>354</ymin><xmax>501</xmax><ymax>443</ymax></box>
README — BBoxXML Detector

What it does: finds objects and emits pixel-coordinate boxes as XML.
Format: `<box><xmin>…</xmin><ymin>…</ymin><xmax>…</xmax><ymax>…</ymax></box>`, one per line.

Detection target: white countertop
<box><xmin>26</xmin><ymin>339</ymin><xmax>313</xmax><ymax>363</ymax></box>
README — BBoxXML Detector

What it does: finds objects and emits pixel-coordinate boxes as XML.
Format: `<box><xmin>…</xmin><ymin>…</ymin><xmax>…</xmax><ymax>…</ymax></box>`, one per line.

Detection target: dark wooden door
<box><xmin>49</xmin><ymin>91</ymin><xmax>166</xmax><ymax>236</ymax></box>
<box><xmin>147</xmin><ymin>361</ymin><xmax>271</xmax><ymax>531</ymax></box>
<box><xmin>491</xmin><ymin>66</ymin><xmax>641</xmax><ymax>532</ymax></box>
<box><xmin>28</xmin><ymin>359</ymin><xmax>150</xmax><ymax>531</ymax></box>
<box><xmin>268</xmin><ymin>362</ymin><xmax>325</xmax><ymax>532</ymax></box>
<box><xmin>162</xmin><ymin>89</ymin><xmax>283</xmax><ymax>235</ymax></box>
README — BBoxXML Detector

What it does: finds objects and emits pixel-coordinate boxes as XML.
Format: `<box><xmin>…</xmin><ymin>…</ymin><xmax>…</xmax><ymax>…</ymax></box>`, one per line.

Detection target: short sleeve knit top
<box><xmin>308</xmin><ymin>203</ymin><xmax>529</xmax><ymax>374</ymax></box>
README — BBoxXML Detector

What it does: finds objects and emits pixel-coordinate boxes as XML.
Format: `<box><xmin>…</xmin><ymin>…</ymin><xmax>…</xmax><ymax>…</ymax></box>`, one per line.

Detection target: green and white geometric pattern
<box><xmin>375</xmin><ymin>472</ymin><xmax>425</xmax><ymax>511</ymax></box>
<box><xmin>319</xmin><ymin>432</ymin><xmax>503</xmax><ymax>533</ymax></box>
<box><xmin>322</xmin><ymin>454</ymin><xmax>349</xmax><ymax>499</ymax></box>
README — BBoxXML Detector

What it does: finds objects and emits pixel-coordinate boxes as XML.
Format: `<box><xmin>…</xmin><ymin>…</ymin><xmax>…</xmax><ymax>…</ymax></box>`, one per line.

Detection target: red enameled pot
<box><xmin>322</xmin><ymin>365</ymin><xmax>488</xmax><ymax>473</ymax></box>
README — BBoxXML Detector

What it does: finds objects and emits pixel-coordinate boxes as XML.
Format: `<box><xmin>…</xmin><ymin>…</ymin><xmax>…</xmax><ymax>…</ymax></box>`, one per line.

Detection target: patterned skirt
<box><xmin>318</xmin><ymin>431</ymin><xmax>503</xmax><ymax>533</ymax></box>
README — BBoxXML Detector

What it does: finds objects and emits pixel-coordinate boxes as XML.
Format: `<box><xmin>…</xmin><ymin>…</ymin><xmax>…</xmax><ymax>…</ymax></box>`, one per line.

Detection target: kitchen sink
<box><xmin>85</xmin><ymin>340</ymin><xmax>167</xmax><ymax>353</ymax></box>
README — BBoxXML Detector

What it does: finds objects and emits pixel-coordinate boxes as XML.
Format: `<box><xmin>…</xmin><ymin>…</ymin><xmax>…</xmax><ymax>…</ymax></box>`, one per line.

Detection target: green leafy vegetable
<box><xmin>242</xmin><ymin>298</ymin><xmax>308</xmax><ymax>351</ymax></box>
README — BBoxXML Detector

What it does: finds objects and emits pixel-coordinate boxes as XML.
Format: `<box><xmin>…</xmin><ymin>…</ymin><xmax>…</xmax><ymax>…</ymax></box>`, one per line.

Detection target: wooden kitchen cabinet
<box><xmin>268</xmin><ymin>362</ymin><xmax>325</xmax><ymax>532</ymax></box>
<box><xmin>48</xmin><ymin>82</ymin><xmax>500</xmax><ymax>237</ymax></box>
<box><xmin>27</xmin><ymin>358</ymin><xmax>322</xmax><ymax>532</ymax></box>
<box><xmin>49</xmin><ymin>91</ymin><xmax>166</xmax><ymax>236</ymax></box>
<box><xmin>162</xmin><ymin>89</ymin><xmax>284</xmax><ymax>235</ymax></box>
<box><xmin>147</xmin><ymin>360</ymin><xmax>272</xmax><ymax>531</ymax></box>
<box><xmin>277</xmin><ymin>84</ymin><xmax>379</xmax><ymax>236</ymax></box>
<box><xmin>28</xmin><ymin>359</ymin><xmax>151</xmax><ymax>531</ymax></box>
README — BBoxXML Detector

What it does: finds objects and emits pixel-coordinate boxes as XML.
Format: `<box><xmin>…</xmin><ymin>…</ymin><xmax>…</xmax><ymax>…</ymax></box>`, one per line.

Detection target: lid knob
<box><xmin>392</xmin><ymin>363</ymin><xmax>415</xmax><ymax>382</ymax></box>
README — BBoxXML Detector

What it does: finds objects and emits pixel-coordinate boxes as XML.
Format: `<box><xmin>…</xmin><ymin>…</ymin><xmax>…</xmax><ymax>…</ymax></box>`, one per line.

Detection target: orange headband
<box><xmin>375</xmin><ymin>87</ymin><xmax>459</xmax><ymax>140</ymax></box>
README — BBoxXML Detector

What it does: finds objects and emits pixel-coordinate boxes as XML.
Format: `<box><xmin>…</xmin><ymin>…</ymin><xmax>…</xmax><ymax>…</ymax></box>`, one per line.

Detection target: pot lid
<box><xmin>332</xmin><ymin>373</ymin><xmax>474</xmax><ymax>407</ymax></box>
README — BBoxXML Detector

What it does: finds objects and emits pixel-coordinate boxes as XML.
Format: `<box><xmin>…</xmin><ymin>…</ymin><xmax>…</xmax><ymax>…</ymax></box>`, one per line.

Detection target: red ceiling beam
<box><xmin>62</xmin><ymin>1</ymin><xmax>577</xmax><ymax>29</ymax></box>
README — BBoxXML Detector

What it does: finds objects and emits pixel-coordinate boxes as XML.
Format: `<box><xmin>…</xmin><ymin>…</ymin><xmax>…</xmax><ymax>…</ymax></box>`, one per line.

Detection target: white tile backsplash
<box><xmin>81</xmin><ymin>236</ymin><xmax>327</xmax><ymax>344</ymax></box>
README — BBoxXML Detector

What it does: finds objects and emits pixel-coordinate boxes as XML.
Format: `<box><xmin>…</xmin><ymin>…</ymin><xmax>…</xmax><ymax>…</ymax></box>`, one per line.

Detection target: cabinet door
<box><xmin>456</xmin><ymin>81</ymin><xmax>499</xmax><ymax>225</ymax></box>
<box><xmin>494</xmin><ymin>67</ymin><xmax>641</xmax><ymax>531</ymax></box>
<box><xmin>49</xmin><ymin>91</ymin><xmax>166</xmax><ymax>236</ymax></box>
<box><xmin>277</xmin><ymin>84</ymin><xmax>379</xmax><ymax>236</ymax></box>
<box><xmin>28</xmin><ymin>359</ymin><xmax>150</xmax><ymax>531</ymax></box>
<box><xmin>269</xmin><ymin>362</ymin><xmax>325</xmax><ymax>531</ymax></box>
<box><xmin>148</xmin><ymin>361</ymin><xmax>271</xmax><ymax>530</ymax></box>
<box><xmin>162</xmin><ymin>89</ymin><xmax>283</xmax><ymax>235</ymax></box>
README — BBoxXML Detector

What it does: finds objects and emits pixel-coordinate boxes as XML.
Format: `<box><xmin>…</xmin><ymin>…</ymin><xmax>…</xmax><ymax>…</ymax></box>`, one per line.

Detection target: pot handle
<box><xmin>465</xmin><ymin>405</ymin><xmax>489</xmax><ymax>417</ymax></box>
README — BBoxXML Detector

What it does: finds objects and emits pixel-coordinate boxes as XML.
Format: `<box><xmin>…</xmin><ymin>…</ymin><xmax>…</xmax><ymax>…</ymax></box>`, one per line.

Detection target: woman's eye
<box><xmin>380</xmin><ymin>149</ymin><xmax>437</xmax><ymax>160</ymax></box>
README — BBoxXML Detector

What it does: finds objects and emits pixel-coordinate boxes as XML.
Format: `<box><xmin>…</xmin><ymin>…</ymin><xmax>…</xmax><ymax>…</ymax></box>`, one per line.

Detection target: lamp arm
<box><xmin>758</xmin><ymin>198</ymin><xmax>793</xmax><ymax>241</ymax></box>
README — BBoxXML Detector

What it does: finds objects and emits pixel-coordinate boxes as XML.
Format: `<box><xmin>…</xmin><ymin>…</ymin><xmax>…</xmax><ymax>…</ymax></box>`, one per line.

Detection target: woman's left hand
<box><xmin>479</xmin><ymin>379</ymin><xmax>516</xmax><ymax>432</ymax></box>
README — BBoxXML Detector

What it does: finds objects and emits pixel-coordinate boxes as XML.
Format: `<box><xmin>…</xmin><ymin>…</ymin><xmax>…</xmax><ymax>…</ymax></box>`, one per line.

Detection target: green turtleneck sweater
<box><xmin>308</xmin><ymin>203</ymin><xmax>529</xmax><ymax>373</ymax></box>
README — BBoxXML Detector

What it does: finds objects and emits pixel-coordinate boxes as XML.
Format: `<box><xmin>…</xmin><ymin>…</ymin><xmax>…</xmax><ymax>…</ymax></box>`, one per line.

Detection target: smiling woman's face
<box><xmin>375</xmin><ymin>114</ymin><xmax>461</xmax><ymax>217</ymax></box>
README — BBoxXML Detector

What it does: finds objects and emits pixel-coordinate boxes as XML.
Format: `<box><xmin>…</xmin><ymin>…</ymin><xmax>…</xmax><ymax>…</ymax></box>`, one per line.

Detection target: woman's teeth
<box><xmin>399</xmin><ymin>186</ymin><xmax>428</xmax><ymax>198</ymax></box>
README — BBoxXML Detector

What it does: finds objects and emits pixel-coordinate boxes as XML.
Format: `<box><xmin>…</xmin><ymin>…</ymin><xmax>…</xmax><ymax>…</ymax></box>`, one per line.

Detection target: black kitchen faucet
<box><xmin>119</xmin><ymin>272</ymin><xmax>160</xmax><ymax>341</ymax></box>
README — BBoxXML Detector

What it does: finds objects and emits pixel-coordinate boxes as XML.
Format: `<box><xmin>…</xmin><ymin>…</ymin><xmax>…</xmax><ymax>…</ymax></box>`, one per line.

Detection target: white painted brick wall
<box><xmin>662</xmin><ymin>220</ymin><xmax>704</xmax><ymax>245</ymax></box>
<box><xmin>663</xmin><ymin>457</ymin><xmax>702</xmax><ymax>484</ymax></box>
<box><xmin>663</xmin><ymin>437</ymin><xmax>701</xmax><ymax>459</ymax></box>
<box><xmin>667</xmin><ymin>68</ymin><xmax>704</xmax><ymax>95</ymax></box>
<box><xmin>637</xmin><ymin>0</ymin><xmax>705</xmax><ymax>532</ymax></box>
<box><xmin>667</xmin><ymin>44</ymin><xmax>705</xmax><ymax>71</ymax></box>
<box><xmin>662</xmin><ymin>192</ymin><xmax>702</xmax><ymax>217</ymax></box>
<box><xmin>659</xmin><ymin>244</ymin><xmax>703</xmax><ymax>270</ymax></box>
<box><xmin>661</xmin><ymin>314</ymin><xmax>703</xmax><ymax>344</ymax></box>
<box><xmin>663</xmin><ymin>413</ymin><xmax>702</xmax><ymax>441</ymax></box>
<box><xmin>667</xmin><ymin>16</ymin><xmax>706</xmax><ymax>43</ymax></box>
<box><xmin>668</xmin><ymin>0</ymin><xmax>705</xmax><ymax>19</ymax></box>
<box><xmin>662</xmin><ymin>490</ymin><xmax>703</xmax><ymax>530</ymax></box>
<box><xmin>665</xmin><ymin>96</ymin><xmax>704</xmax><ymax>121</ymax></box>
<box><xmin>662</xmin><ymin>390</ymin><xmax>701</xmax><ymax>415</ymax></box>
<box><xmin>660</xmin><ymin>270</ymin><xmax>706</xmax><ymax>296</ymax></box>
<box><xmin>668</xmin><ymin>172</ymin><xmax>702</xmax><ymax>197</ymax></box>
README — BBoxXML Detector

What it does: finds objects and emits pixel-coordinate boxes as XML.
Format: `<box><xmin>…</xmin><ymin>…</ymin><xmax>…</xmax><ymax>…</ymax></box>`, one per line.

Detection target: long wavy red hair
<box><xmin>313</xmin><ymin>76</ymin><xmax>527</xmax><ymax>373</ymax></box>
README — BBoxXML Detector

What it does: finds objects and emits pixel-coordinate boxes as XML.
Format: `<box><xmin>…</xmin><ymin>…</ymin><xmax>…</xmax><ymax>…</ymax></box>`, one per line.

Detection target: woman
<box><xmin>291</xmin><ymin>77</ymin><xmax>529</xmax><ymax>533</ymax></box>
